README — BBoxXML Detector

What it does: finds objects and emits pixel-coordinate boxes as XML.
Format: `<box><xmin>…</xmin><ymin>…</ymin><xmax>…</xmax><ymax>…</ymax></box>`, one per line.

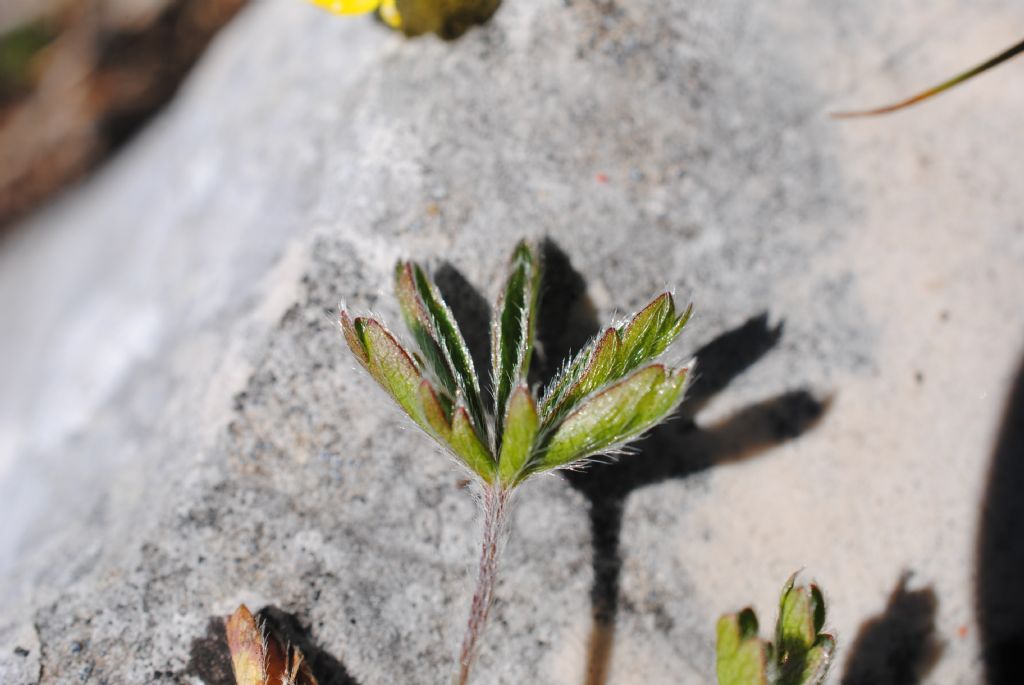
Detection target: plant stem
<box><xmin>456</xmin><ymin>485</ymin><xmax>510</xmax><ymax>685</ymax></box>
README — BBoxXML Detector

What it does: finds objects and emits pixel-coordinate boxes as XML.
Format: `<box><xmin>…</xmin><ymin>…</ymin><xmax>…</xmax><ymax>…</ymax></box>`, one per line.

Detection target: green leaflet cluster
<box><xmin>340</xmin><ymin>240</ymin><xmax>694</xmax><ymax>488</ymax></box>
<box><xmin>716</xmin><ymin>574</ymin><xmax>836</xmax><ymax>685</ymax></box>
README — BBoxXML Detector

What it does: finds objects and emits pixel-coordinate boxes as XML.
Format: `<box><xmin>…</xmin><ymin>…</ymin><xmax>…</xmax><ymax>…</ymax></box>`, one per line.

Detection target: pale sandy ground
<box><xmin>1</xmin><ymin>0</ymin><xmax>1022</xmax><ymax>683</ymax></box>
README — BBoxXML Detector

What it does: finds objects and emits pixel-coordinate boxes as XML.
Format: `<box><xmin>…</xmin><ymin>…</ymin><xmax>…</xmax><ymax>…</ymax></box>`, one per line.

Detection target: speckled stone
<box><xmin>1</xmin><ymin>0</ymin><xmax>1023</xmax><ymax>683</ymax></box>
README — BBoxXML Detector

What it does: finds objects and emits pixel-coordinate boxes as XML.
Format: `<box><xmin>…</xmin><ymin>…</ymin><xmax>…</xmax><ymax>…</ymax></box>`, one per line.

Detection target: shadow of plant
<box><xmin>459</xmin><ymin>238</ymin><xmax>829</xmax><ymax>685</ymax></box>
<box><xmin>977</xmin><ymin>347</ymin><xmax>1024</xmax><ymax>685</ymax></box>
<box><xmin>841</xmin><ymin>572</ymin><xmax>943</xmax><ymax>685</ymax></box>
<box><xmin>187</xmin><ymin>607</ymin><xmax>362</xmax><ymax>685</ymax></box>
<box><xmin>260</xmin><ymin>607</ymin><xmax>361</xmax><ymax>685</ymax></box>
<box><xmin>187</xmin><ymin>617</ymin><xmax>236</xmax><ymax>685</ymax></box>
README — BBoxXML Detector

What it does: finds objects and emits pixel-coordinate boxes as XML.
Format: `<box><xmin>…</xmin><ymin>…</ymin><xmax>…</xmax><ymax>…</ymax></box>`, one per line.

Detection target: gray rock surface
<box><xmin>2</xmin><ymin>0</ymin><xmax>1023</xmax><ymax>683</ymax></box>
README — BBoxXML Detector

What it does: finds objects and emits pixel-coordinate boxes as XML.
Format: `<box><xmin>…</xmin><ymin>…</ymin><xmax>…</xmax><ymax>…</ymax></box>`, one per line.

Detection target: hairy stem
<box><xmin>457</xmin><ymin>485</ymin><xmax>510</xmax><ymax>685</ymax></box>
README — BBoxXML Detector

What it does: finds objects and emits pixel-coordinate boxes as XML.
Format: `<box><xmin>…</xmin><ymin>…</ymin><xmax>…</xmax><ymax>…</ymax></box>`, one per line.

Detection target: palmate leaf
<box><xmin>341</xmin><ymin>311</ymin><xmax>496</xmax><ymax>482</ymax></box>
<box><xmin>341</xmin><ymin>313</ymin><xmax>427</xmax><ymax>432</ymax></box>
<box><xmin>418</xmin><ymin>379</ymin><xmax>494</xmax><ymax>480</ymax></box>
<box><xmin>395</xmin><ymin>261</ymin><xmax>488</xmax><ymax>440</ymax></box>
<box><xmin>541</xmin><ymin>292</ymin><xmax>692</xmax><ymax>426</ymax></box>
<box><xmin>491</xmin><ymin>240</ymin><xmax>541</xmax><ymax>448</ymax></box>
<box><xmin>538</xmin><ymin>363</ymin><xmax>691</xmax><ymax>472</ymax></box>
<box><xmin>450</xmin><ymin>405</ymin><xmax>495</xmax><ymax>481</ymax></box>
<box><xmin>497</xmin><ymin>386</ymin><xmax>539</xmax><ymax>485</ymax></box>
<box><xmin>340</xmin><ymin>239</ymin><xmax>693</xmax><ymax>489</ymax></box>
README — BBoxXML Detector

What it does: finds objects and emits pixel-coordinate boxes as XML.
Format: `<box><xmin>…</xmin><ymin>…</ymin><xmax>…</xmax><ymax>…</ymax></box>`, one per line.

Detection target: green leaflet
<box><xmin>776</xmin><ymin>576</ymin><xmax>830</xmax><ymax>685</ymax></box>
<box><xmin>717</xmin><ymin>610</ymin><xmax>769</xmax><ymax>685</ymax></box>
<box><xmin>615</xmin><ymin>293</ymin><xmax>671</xmax><ymax>373</ymax></box>
<box><xmin>395</xmin><ymin>261</ymin><xmax>488</xmax><ymax>441</ymax></box>
<box><xmin>340</xmin><ymin>311</ymin><xmax>370</xmax><ymax>366</ymax></box>
<box><xmin>497</xmin><ymin>386</ymin><xmax>539</xmax><ymax>485</ymax></box>
<box><xmin>418</xmin><ymin>380</ymin><xmax>495</xmax><ymax>482</ymax></box>
<box><xmin>537</xmin><ymin>344</ymin><xmax>592</xmax><ymax>422</ymax></box>
<box><xmin>797</xmin><ymin>636</ymin><xmax>834</xmax><ymax>685</ymax></box>
<box><xmin>418</xmin><ymin>379</ymin><xmax>453</xmax><ymax>441</ymax></box>
<box><xmin>551</xmin><ymin>328</ymin><xmax>620</xmax><ymax>416</ymax></box>
<box><xmin>451</xmin><ymin>406</ymin><xmax>495</xmax><ymax>482</ymax></box>
<box><xmin>777</xmin><ymin>575</ymin><xmax>816</xmax><ymax>655</ymax></box>
<box><xmin>616</xmin><ymin>293</ymin><xmax>692</xmax><ymax>376</ymax></box>
<box><xmin>635</xmin><ymin>362</ymin><xmax>691</xmax><ymax>420</ymax></box>
<box><xmin>396</xmin><ymin>263</ymin><xmax>456</xmax><ymax>394</ymax></box>
<box><xmin>540</xmin><ymin>364</ymin><xmax>689</xmax><ymax>469</ymax></box>
<box><xmin>342</xmin><ymin>314</ymin><xmax>427</xmax><ymax>432</ymax></box>
<box><xmin>541</xmin><ymin>292</ymin><xmax>691</xmax><ymax>424</ymax></box>
<box><xmin>343</xmin><ymin>309</ymin><xmax>495</xmax><ymax>481</ymax></box>
<box><xmin>491</xmin><ymin>241</ymin><xmax>541</xmax><ymax>448</ymax></box>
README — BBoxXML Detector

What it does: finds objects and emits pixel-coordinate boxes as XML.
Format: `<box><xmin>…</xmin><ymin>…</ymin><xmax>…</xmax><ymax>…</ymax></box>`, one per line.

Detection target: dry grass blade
<box><xmin>833</xmin><ymin>36</ymin><xmax>1024</xmax><ymax>118</ymax></box>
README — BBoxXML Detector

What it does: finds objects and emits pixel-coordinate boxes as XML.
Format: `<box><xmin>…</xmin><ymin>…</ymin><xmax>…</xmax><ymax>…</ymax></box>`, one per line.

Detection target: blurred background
<box><xmin>0</xmin><ymin>1</ymin><xmax>1022</xmax><ymax>683</ymax></box>
<box><xmin>0</xmin><ymin>0</ymin><xmax>244</xmax><ymax>229</ymax></box>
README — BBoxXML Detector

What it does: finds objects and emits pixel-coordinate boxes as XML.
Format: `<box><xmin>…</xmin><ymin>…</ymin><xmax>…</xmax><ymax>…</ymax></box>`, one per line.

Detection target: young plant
<box><xmin>340</xmin><ymin>240</ymin><xmax>694</xmax><ymax>684</ymax></box>
<box><xmin>716</xmin><ymin>574</ymin><xmax>835</xmax><ymax>685</ymax></box>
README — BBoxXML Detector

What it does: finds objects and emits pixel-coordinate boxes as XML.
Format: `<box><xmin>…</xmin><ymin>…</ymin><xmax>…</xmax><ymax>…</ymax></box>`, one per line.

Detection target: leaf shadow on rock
<box><xmin>260</xmin><ymin>607</ymin><xmax>362</xmax><ymax>685</ymax></box>
<box><xmin>436</xmin><ymin>238</ymin><xmax>829</xmax><ymax>685</ymax></box>
<box><xmin>977</xmin><ymin>347</ymin><xmax>1024</xmax><ymax>685</ymax></box>
<box><xmin>841</xmin><ymin>571</ymin><xmax>943</xmax><ymax>685</ymax></box>
<box><xmin>186</xmin><ymin>617</ymin><xmax>236</xmax><ymax>685</ymax></box>
<box><xmin>186</xmin><ymin>607</ymin><xmax>362</xmax><ymax>685</ymax></box>
<box><xmin>531</xmin><ymin>239</ymin><xmax>829</xmax><ymax>685</ymax></box>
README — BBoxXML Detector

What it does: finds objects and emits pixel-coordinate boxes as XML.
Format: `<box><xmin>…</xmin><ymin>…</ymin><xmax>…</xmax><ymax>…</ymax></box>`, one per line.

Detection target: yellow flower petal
<box><xmin>379</xmin><ymin>0</ymin><xmax>403</xmax><ymax>28</ymax></box>
<box><xmin>308</xmin><ymin>0</ymin><xmax>381</xmax><ymax>16</ymax></box>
